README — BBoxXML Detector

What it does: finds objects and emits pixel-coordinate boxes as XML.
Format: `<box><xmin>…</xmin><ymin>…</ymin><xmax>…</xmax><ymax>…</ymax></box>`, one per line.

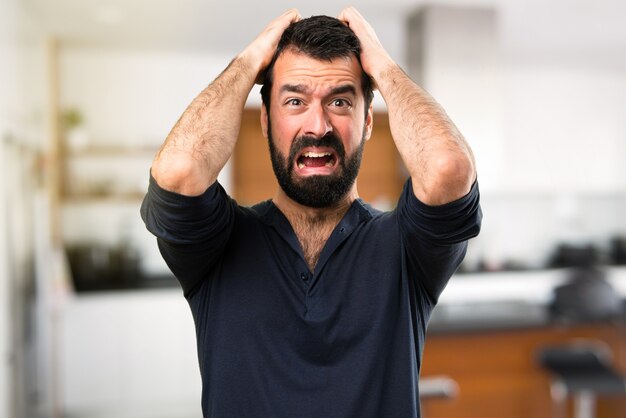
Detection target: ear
<box><xmin>363</xmin><ymin>103</ymin><xmax>373</xmax><ymax>141</ymax></box>
<box><xmin>261</xmin><ymin>104</ymin><xmax>269</xmax><ymax>138</ymax></box>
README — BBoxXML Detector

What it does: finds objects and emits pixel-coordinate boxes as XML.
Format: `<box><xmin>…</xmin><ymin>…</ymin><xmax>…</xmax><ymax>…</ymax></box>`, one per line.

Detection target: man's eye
<box><xmin>331</xmin><ymin>99</ymin><xmax>350</xmax><ymax>107</ymax></box>
<box><xmin>286</xmin><ymin>98</ymin><xmax>302</xmax><ymax>106</ymax></box>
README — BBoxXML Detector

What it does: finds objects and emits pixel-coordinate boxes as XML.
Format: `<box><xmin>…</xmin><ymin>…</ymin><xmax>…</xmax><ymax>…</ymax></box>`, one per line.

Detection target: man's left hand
<box><xmin>337</xmin><ymin>7</ymin><xmax>394</xmax><ymax>87</ymax></box>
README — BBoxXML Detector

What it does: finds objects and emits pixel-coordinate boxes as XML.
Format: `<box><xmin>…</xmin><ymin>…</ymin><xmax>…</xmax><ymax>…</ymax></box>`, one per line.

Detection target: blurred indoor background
<box><xmin>1</xmin><ymin>0</ymin><xmax>625</xmax><ymax>417</ymax></box>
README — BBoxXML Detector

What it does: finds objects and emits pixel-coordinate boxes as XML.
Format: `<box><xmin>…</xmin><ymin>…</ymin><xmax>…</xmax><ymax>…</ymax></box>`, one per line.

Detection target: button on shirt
<box><xmin>141</xmin><ymin>177</ymin><xmax>481</xmax><ymax>418</ymax></box>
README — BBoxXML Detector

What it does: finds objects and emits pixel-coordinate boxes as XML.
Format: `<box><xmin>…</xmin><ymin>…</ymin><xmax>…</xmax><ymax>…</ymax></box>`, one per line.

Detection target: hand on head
<box><xmin>241</xmin><ymin>9</ymin><xmax>302</xmax><ymax>84</ymax></box>
<box><xmin>337</xmin><ymin>7</ymin><xmax>392</xmax><ymax>88</ymax></box>
<box><xmin>244</xmin><ymin>7</ymin><xmax>393</xmax><ymax>89</ymax></box>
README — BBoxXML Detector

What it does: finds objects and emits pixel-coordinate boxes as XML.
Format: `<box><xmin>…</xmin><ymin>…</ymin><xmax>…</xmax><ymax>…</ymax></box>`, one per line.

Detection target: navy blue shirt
<box><xmin>141</xmin><ymin>177</ymin><xmax>481</xmax><ymax>418</ymax></box>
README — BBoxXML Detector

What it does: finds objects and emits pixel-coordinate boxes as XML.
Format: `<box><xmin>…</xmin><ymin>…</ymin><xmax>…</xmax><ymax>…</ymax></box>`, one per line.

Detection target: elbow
<box><xmin>151</xmin><ymin>155</ymin><xmax>213</xmax><ymax>196</ymax></box>
<box><xmin>418</xmin><ymin>153</ymin><xmax>476</xmax><ymax>206</ymax></box>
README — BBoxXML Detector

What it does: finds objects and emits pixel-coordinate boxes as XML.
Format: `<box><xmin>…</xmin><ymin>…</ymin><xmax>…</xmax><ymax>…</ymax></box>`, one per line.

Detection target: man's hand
<box><xmin>240</xmin><ymin>9</ymin><xmax>301</xmax><ymax>84</ymax></box>
<box><xmin>337</xmin><ymin>7</ymin><xmax>393</xmax><ymax>87</ymax></box>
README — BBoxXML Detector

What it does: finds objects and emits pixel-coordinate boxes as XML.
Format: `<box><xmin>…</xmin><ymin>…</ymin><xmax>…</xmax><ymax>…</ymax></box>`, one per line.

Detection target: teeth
<box><xmin>302</xmin><ymin>151</ymin><xmax>332</xmax><ymax>158</ymax></box>
<box><xmin>297</xmin><ymin>151</ymin><xmax>335</xmax><ymax>170</ymax></box>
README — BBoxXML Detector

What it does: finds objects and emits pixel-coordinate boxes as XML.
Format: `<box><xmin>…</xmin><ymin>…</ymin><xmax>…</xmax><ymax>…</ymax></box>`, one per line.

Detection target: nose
<box><xmin>303</xmin><ymin>104</ymin><xmax>333</xmax><ymax>138</ymax></box>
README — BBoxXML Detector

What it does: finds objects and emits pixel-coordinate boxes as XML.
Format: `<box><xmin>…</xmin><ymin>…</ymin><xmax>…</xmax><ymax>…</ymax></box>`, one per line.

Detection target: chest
<box><xmin>212</xmin><ymin>224</ymin><xmax>406</xmax><ymax>330</ymax></box>
<box><xmin>291</xmin><ymin>222</ymin><xmax>336</xmax><ymax>272</ymax></box>
<box><xmin>200</xmin><ymin>209</ymin><xmax>409</xmax><ymax>331</ymax></box>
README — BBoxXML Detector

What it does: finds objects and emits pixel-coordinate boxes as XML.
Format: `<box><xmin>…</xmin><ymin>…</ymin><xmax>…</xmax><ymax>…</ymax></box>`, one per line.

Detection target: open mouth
<box><xmin>297</xmin><ymin>151</ymin><xmax>336</xmax><ymax>169</ymax></box>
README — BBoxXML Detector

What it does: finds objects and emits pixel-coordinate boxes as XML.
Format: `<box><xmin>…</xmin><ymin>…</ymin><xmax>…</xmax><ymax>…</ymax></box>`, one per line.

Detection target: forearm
<box><xmin>151</xmin><ymin>56</ymin><xmax>258</xmax><ymax>196</ymax></box>
<box><xmin>375</xmin><ymin>63</ymin><xmax>476</xmax><ymax>205</ymax></box>
<box><xmin>337</xmin><ymin>7</ymin><xmax>475</xmax><ymax>205</ymax></box>
<box><xmin>150</xmin><ymin>9</ymin><xmax>301</xmax><ymax>196</ymax></box>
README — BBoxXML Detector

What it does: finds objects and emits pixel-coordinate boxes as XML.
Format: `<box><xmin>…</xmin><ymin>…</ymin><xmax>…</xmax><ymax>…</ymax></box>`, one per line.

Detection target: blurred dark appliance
<box><xmin>548</xmin><ymin>244</ymin><xmax>599</xmax><ymax>269</ymax></box>
<box><xmin>66</xmin><ymin>244</ymin><xmax>140</xmax><ymax>291</ymax></box>
<box><xmin>549</xmin><ymin>266</ymin><xmax>622</xmax><ymax>322</ymax></box>
<box><xmin>609</xmin><ymin>236</ymin><xmax>626</xmax><ymax>265</ymax></box>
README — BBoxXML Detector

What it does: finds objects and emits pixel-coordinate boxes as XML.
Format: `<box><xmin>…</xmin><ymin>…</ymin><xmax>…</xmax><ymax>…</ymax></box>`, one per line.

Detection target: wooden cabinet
<box><xmin>421</xmin><ymin>324</ymin><xmax>626</xmax><ymax>418</ymax></box>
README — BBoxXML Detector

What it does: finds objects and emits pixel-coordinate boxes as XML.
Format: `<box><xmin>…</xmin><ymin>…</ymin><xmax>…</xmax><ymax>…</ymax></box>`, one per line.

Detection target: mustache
<box><xmin>287</xmin><ymin>133</ymin><xmax>346</xmax><ymax>165</ymax></box>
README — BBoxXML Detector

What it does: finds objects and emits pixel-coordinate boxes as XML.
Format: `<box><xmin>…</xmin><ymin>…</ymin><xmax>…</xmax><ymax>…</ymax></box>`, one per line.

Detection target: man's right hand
<box><xmin>240</xmin><ymin>9</ymin><xmax>301</xmax><ymax>84</ymax></box>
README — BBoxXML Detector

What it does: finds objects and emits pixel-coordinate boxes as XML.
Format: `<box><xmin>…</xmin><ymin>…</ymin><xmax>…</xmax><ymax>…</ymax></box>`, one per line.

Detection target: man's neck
<box><xmin>272</xmin><ymin>187</ymin><xmax>359</xmax><ymax>272</ymax></box>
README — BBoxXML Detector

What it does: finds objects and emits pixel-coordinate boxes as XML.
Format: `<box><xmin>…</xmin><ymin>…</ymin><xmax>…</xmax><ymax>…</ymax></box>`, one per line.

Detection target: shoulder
<box><xmin>228</xmin><ymin>199</ymin><xmax>276</xmax><ymax>231</ymax></box>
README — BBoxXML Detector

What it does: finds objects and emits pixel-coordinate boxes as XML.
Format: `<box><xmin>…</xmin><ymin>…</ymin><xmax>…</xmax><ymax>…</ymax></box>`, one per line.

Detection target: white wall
<box><xmin>0</xmin><ymin>0</ymin><xmax>47</xmax><ymax>416</ymax></box>
<box><xmin>1</xmin><ymin>0</ymin><xmax>24</xmax><ymax>415</ymax></box>
<box><xmin>501</xmin><ymin>64</ymin><xmax>626</xmax><ymax>193</ymax></box>
<box><xmin>59</xmin><ymin>47</ymin><xmax>233</xmax><ymax>150</ymax></box>
<box><xmin>498</xmin><ymin>0</ymin><xmax>626</xmax><ymax>194</ymax></box>
<box><xmin>0</xmin><ymin>84</ymin><xmax>9</xmax><ymax>418</ymax></box>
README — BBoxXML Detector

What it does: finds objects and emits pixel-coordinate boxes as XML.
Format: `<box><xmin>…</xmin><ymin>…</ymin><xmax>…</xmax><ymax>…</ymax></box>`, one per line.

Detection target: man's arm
<box><xmin>338</xmin><ymin>7</ymin><xmax>476</xmax><ymax>206</ymax></box>
<box><xmin>151</xmin><ymin>9</ymin><xmax>301</xmax><ymax>196</ymax></box>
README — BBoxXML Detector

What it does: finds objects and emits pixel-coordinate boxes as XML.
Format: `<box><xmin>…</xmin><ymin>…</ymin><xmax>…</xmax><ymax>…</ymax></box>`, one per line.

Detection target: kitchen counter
<box><xmin>70</xmin><ymin>271</ymin><xmax>178</xmax><ymax>292</ymax></box>
<box><xmin>428</xmin><ymin>300</ymin><xmax>550</xmax><ymax>333</ymax></box>
<box><xmin>440</xmin><ymin>266</ymin><xmax>626</xmax><ymax>305</ymax></box>
<box><xmin>426</xmin><ymin>266</ymin><xmax>626</xmax><ymax>332</ymax></box>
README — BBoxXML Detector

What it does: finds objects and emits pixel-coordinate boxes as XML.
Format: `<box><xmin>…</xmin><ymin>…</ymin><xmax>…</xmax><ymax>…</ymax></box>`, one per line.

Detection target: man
<box><xmin>141</xmin><ymin>7</ymin><xmax>481</xmax><ymax>417</ymax></box>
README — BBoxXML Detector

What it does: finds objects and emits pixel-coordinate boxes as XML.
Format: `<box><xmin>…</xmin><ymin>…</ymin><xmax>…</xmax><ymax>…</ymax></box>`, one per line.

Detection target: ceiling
<box><xmin>23</xmin><ymin>0</ymin><xmax>626</xmax><ymax>68</ymax></box>
<box><xmin>23</xmin><ymin>0</ymin><xmax>414</xmax><ymax>51</ymax></box>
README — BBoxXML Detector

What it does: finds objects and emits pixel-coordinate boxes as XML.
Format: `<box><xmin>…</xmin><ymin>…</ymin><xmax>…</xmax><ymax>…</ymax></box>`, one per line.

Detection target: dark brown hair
<box><xmin>260</xmin><ymin>15</ymin><xmax>374</xmax><ymax>116</ymax></box>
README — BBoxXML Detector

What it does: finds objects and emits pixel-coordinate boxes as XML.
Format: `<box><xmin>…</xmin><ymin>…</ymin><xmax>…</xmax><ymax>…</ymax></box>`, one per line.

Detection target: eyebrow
<box><xmin>329</xmin><ymin>85</ymin><xmax>357</xmax><ymax>97</ymax></box>
<box><xmin>278</xmin><ymin>84</ymin><xmax>358</xmax><ymax>97</ymax></box>
<box><xmin>279</xmin><ymin>84</ymin><xmax>310</xmax><ymax>95</ymax></box>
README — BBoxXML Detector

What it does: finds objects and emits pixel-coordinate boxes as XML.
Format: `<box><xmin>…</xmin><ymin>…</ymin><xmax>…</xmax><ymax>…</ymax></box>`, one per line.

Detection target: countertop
<box><xmin>428</xmin><ymin>266</ymin><xmax>626</xmax><ymax>333</ymax></box>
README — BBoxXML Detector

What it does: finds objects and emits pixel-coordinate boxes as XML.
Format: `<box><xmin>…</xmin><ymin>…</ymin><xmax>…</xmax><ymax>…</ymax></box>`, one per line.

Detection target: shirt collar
<box><xmin>253</xmin><ymin>198</ymin><xmax>376</xmax><ymax>230</ymax></box>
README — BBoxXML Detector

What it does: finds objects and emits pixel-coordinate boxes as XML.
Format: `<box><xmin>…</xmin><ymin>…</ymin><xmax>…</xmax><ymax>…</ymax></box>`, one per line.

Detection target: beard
<box><xmin>268</xmin><ymin>127</ymin><xmax>365</xmax><ymax>209</ymax></box>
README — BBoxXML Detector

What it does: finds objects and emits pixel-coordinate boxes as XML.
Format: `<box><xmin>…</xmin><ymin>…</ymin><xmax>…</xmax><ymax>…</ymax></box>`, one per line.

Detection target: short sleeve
<box><xmin>140</xmin><ymin>175</ymin><xmax>235</xmax><ymax>296</ymax></box>
<box><xmin>397</xmin><ymin>178</ymin><xmax>482</xmax><ymax>304</ymax></box>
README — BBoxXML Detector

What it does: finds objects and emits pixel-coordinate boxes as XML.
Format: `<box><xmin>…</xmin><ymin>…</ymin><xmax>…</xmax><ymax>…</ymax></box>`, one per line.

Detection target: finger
<box><xmin>337</xmin><ymin>7</ymin><xmax>352</xmax><ymax>24</ymax></box>
<box><xmin>281</xmin><ymin>8</ymin><xmax>301</xmax><ymax>24</ymax></box>
<box><xmin>337</xmin><ymin>6</ymin><xmax>360</xmax><ymax>23</ymax></box>
<box><xmin>272</xmin><ymin>9</ymin><xmax>301</xmax><ymax>38</ymax></box>
<box><xmin>265</xmin><ymin>9</ymin><xmax>300</xmax><ymax>34</ymax></box>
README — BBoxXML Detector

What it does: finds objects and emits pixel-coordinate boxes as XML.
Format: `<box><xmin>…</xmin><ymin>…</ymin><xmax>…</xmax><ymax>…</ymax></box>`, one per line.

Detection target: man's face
<box><xmin>262</xmin><ymin>49</ymin><xmax>373</xmax><ymax>208</ymax></box>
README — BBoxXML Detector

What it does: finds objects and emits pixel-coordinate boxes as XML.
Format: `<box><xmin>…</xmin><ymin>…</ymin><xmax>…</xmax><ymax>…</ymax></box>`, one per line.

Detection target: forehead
<box><xmin>272</xmin><ymin>50</ymin><xmax>363</xmax><ymax>96</ymax></box>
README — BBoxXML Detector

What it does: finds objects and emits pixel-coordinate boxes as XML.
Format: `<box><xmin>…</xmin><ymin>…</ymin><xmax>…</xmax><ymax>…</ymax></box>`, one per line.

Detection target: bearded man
<box><xmin>141</xmin><ymin>7</ymin><xmax>481</xmax><ymax>417</ymax></box>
